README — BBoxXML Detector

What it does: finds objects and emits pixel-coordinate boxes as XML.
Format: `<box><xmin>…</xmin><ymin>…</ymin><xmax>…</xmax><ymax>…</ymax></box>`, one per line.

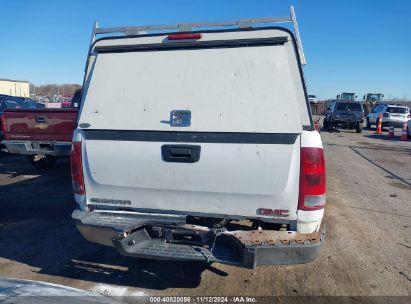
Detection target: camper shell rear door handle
<box><xmin>161</xmin><ymin>144</ymin><xmax>201</xmax><ymax>163</ymax></box>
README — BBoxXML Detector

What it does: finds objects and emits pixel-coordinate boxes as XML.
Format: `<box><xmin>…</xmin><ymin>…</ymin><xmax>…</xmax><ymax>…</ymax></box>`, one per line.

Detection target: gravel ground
<box><xmin>0</xmin><ymin>125</ymin><xmax>410</xmax><ymax>302</ymax></box>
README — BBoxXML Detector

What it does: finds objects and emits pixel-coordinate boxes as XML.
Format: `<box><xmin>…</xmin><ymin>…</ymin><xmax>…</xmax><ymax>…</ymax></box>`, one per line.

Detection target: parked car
<box><xmin>0</xmin><ymin>95</ymin><xmax>28</xmax><ymax>144</ymax></box>
<box><xmin>407</xmin><ymin>119</ymin><xmax>411</xmax><ymax>138</ymax></box>
<box><xmin>0</xmin><ymin>95</ymin><xmax>27</xmax><ymax>110</ymax></box>
<box><xmin>61</xmin><ymin>89</ymin><xmax>82</xmax><ymax>108</ymax></box>
<box><xmin>71</xmin><ymin>11</ymin><xmax>326</xmax><ymax>269</ymax></box>
<box><xmin>323</xmin><ymin>100</ymin><xmax>364</xmax><ymax>133</ymax></box>
<box><xmin>18</xmin><ymin>97</ymin><xmax>46</xmax><ymax>109</ymax></box>
<box><xmin>6</xmin><ymin>96</ymin><xmax>46</xmax><ymax>109</ymax></box>
<box><xmin>366</xmin><ymin>104</ymin><xmax>410</xmax><ymax>128</ymax></box>
<box><xmin>70</xmin><ymin>89</ymin><xmax>82</xmax><ymax>108</ymax></box>
<box><xmin>0</xmin><ymin>91</ymin><xmax>80</xmax><ymax>167</ymax></box>
<box><xmin>308</xmin><ymin>95</ymin><xmax>318</xmax><ymax>103</ymax></box>
<box><xmin>61</xmin><ymin>101</ymin><xmax>72</xmax><ymax>108</ymax></box>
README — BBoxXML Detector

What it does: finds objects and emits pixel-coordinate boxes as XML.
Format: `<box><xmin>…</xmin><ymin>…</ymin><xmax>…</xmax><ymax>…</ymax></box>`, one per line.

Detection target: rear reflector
<box><xmin>167</xmin><ymin>33</ymin><xmax>202</xmax><ymax>40</ymax></box>
<box><xmin>298</xmin><ymin>147</ymin><xmax>326</xmax><ymax>211</ymax></box>
<box><xmin>71</xmin><ymin>141</ymin><xmax>85</xmax><ymax>195</ymax></box>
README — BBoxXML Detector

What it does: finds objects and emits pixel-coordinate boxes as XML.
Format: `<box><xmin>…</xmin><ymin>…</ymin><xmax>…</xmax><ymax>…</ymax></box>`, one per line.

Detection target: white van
<box><xmin>71</xmin><ymin>7</ymin><xmax>326</xmax><ymax>268</ymax></box>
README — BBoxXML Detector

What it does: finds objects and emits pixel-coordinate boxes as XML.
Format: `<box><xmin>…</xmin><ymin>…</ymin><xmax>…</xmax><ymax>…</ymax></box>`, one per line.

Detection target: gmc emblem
<box><xmin>257</xmin><ymin>208</ymin><xmax>289</xmax><ymax>217</ymax></box>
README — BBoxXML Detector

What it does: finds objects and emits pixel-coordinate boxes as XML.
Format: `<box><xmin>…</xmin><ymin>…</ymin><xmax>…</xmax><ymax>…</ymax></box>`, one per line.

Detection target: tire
<box><xmin>28</xmin><ymin>155</ymin><xmax>57</xmax><ymax>168</ymax></box>
<box><xmin>356</xmin><ymin>122</ymin><xmax>363</xmax><ymax>133</ymax></box>
<box><xmin>323</xmin><ymin>118</ymin><xmax>329</xmax><ymax>130</ymax></box>
<box><xmin>366</xmin><ymin>118</ymin><xmax>371</xmax><ymax>128</ymax></box>
<box><xmin>327</xmin><ymin>119</ymin><xmax>334</xmax><ymax>131</ymax></box>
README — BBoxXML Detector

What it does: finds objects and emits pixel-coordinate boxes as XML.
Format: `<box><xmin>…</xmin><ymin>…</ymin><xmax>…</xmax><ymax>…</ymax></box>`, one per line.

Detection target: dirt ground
<box><xmin>0</xmin><ymin>124</ymin><xmax>410</xmax><ymax>302</ymax></box>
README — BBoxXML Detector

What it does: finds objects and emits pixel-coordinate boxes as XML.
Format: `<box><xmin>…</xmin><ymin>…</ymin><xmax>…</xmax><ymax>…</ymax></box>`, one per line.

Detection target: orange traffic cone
<box><xmin>400</xmin><ymin>122</ymin><xmax>408</xmax><ymax>141</ymax></box>
<box><xmin>314</xmin><ymin>118</ymin><xmax>321</xmax><ymax>133</ymax></box>
<box><xmin>388</xmin><ymin>126</ymin><xmax>394</xmax><ymax>138</ymax></box>
<box><xmin>376</xmin><ymin>113</ymin><xmax>383</xmax><ymax>134</ymax></box>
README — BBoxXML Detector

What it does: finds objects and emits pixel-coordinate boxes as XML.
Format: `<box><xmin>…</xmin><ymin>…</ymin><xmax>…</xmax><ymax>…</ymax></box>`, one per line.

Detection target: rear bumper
<box><xmin>1</xmin><ymin>140</ymin><xmax>71</xmax><ymax>156</ymax></box>
<box><xmin>382</xmin><ymin>119</ymin><xmax>408</xmax><ymax>127</ymax></box>
<box><xmin>333</xmin><ymin>119</ymin><xmax>362</xmax><ymax>124</ymax></box>
<box><xmin>72</xmin><ymin>209</ymin><xmax>324</xmax><ymax>268</ymax></box>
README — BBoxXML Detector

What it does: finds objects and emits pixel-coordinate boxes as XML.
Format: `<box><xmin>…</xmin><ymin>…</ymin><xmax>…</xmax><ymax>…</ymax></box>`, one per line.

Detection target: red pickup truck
<box><xmin>1</xmin><ymin>90</ymin><xmax>81</xmax><ymax>167</ymax></box>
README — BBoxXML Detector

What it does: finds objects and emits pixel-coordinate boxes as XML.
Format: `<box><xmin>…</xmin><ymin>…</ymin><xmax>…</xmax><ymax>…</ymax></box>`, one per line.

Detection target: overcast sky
<box><xmin>1</xmin><ymin>0</ymin><xmax>410</xmax><ymax>99</ymax></box>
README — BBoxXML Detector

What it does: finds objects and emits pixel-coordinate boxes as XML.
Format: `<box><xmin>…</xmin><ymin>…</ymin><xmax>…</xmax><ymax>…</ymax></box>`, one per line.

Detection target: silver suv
<box><xmin>366</xmin><ymin>104</ymin><xmax>410</xmax><ymax>128</ymax></box>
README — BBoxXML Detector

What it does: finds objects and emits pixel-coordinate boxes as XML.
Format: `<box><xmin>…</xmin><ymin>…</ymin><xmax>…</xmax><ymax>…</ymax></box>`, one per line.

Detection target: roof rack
<box><xmin>89</xmin><ymin>5</ymin><xmax>306</xmax><ymax>65</ymax></box>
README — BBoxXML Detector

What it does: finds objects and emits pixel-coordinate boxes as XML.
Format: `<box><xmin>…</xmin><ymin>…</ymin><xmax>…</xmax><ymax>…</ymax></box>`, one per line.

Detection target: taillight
<box><xmin>298</xmin><ymin>147</ymin><xmax>326</xmax><ymax>211</ymax></box>
<box><xmin>71</xmin><ymin>141</ymin><xmax>85</xmax><ymax>195</ymax></box>
<box><xmin>383</xmin><ymin>113</ymin><xmax>389</xmax><ymax>117</ymax></box>
<box><xmin>0</xmin><ymin>114</ymin><xmax>6</xmax><ymax>133</ymax></box>
<box><xmin>167</xmin><ymin>33</ymin><xmax>202</xmax><ymax>40</ymax></box>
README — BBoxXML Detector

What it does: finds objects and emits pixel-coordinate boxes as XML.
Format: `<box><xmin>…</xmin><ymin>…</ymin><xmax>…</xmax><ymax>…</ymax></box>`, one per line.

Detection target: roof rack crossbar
<box><xmin>90</xmin><ymin>6</ymin><xmax>306</xmax><ymax>65</ymax></box>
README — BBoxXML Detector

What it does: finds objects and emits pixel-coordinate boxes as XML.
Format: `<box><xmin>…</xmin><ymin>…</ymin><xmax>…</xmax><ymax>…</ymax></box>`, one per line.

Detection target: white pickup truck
<box><xmin>72</xmin><ymin>7</ymin><xmax>326</xmax><ymax>268</ymax></box>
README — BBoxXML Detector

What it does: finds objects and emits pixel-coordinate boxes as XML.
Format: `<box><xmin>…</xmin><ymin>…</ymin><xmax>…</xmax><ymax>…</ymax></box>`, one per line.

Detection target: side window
<box><xmin>3</xmin><ymin>99</ymin><xmax>24</xmax><ymax>109</ymax></box>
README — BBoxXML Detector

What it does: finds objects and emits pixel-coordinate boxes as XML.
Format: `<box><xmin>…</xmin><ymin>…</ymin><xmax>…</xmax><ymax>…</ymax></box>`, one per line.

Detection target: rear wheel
<box><xmin>323</xmin><ymin>118</ymin><xmax>329</xmax><ymax>130</ymax></box>
<box><xmin>325</xmin><ymin>118</ymin><xmax>334</xmax><ymax>131</ymax></box>
<box><xmin>28</xmin><ymin>155</ymin><xmax>57</xmax><ymax>168</ymax></box>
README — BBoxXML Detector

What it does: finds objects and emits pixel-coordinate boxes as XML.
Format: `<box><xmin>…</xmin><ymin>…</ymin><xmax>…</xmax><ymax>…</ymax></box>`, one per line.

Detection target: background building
<box><xmin>0</xmin><ymin>79</ymin><xmax>30</xmax><ymax>97</ymax></box>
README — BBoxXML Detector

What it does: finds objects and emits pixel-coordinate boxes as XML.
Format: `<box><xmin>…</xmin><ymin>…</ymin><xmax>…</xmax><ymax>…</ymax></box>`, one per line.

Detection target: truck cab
<box><xmin>364</xmin><ymin>93</ymin><xmax>383</xmax><ymax>104</ymax></box>
<box><xmin>337</xmin><ymin>92</ymin><xmax>357</xmax><ymax>101</ymax></box>
<box><xmin>71</xmin><ymin>7</ymin><xmax>326</xmax><ymax>268</ymax></box>
<box><xmin>362</xmin><ymin>93</ymin><xmax>384</xmax><ymax>116</ymax></box>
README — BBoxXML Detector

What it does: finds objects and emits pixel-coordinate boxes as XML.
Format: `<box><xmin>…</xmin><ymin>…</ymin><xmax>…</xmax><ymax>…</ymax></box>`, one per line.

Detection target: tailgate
<box><xmin>82</xmin><ymin>135</ymin><xmax>300</xmax><ymax>219</ymax></box>
<box><xmin>78</xmin><ymin>29</ymin><xmax>309</xmax><ymax>221</ymax></box>
<box><xmin>3</xmin><ymin>109</ymin><xmax>77</xmax><ymax>141</ymax></box>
